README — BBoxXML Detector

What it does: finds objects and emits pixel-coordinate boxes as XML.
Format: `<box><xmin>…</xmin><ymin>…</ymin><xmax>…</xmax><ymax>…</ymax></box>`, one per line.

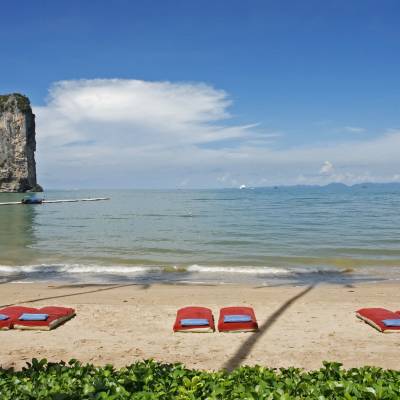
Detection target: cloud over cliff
<box><xmin>34</xmin><ymin>79</ymin><xmax>400</xmax><ymax>188</ymax></box>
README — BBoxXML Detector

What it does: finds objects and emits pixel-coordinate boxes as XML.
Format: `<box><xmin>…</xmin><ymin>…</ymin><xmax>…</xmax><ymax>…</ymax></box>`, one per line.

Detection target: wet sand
<box><xmin>1</xmin><ymin>281</ymin><xmax>400</xmax><ymax>371</ymax></box>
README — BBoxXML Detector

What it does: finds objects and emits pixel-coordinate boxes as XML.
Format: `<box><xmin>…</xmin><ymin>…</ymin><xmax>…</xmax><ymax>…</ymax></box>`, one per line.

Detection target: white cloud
<box><xmin>33</xmin><ymin>79</ymin><xmax>400</xmax><ymax>188</ymax></box>
<box><xmin>393</xmin><ymin>174</ymin><xmax>400</xmax><ymax>182</ymax></box>
<box><xmin>319</xmin><ymin>161</ymin><xmax>335</xmax><ymax>175</ymax></box>
<box><xmin>217</xmin><ymin>173</ymin><xmax>239</xmax><ymax>187</ymax></box>
<box><xmin>36</xmin><ymin>79</ymin><xmax>254</xmax><ymax>146</ymax></box>
<box><xmin>344</xmin><ymin>126</ymin><xmax>365</xmax><ymax>133</ymax></box>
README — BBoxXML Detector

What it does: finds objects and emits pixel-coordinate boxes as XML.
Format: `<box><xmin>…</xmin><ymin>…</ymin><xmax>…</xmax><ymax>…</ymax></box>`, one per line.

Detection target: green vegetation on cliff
<box><xmin>0</xmin><ymin>93</ymin><xmax>31</xmax><ymax>113</ymax></box>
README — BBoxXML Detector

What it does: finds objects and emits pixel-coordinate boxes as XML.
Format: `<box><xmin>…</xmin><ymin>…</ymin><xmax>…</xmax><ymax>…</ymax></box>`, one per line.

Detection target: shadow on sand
<box><xmin>0</xmin><ymin>282</ymin><xmax>152</xmax><ymax>308</ymax></box>
<box><xmin>223</xmin><ymin>284</ymin><xmax>315</xmax><ymax>372</ymax></box>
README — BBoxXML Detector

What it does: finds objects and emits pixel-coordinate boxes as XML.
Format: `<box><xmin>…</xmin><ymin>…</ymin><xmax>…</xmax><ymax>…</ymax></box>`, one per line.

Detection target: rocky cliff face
<box><xmin>0</xmin><ymin>94</ymin><xmax>42</xmax><ymax>192</ymax></box>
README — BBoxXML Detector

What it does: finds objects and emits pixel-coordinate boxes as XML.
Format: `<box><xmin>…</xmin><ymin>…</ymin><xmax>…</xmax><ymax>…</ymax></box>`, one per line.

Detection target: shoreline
<box><xmin>1</xmin><ymin>262</ymin><xmax>399</xmax><ymax>288</ymax></box>
<box><xmin>1</xmin><ymin>281</ymin><xmax>400</xmax><ymax>371</ymax></box>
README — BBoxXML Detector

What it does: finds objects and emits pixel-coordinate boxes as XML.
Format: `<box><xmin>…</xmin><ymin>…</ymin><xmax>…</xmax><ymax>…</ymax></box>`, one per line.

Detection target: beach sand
<box><xmin>1</xmin><ymin>281</ymin><xmax>400</xmax><ymax>371</ymax></box>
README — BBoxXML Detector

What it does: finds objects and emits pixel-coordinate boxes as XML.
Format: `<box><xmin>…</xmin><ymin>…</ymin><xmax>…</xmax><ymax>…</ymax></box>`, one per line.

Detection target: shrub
<box><xmin>0</xmin><ymin>359</ymin><xmax>399</xmax><ymax>399</ymax></box>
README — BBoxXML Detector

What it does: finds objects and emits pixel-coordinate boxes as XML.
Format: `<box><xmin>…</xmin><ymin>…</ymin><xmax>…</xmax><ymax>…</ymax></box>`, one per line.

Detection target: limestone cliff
<box><xmin>0</xmin><ymin>93</ymin><xmax>42</xmax><ymax>192</ymax></box>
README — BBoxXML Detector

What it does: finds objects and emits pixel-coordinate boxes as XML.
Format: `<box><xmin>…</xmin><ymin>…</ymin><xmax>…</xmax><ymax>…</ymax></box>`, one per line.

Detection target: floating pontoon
<box><xmin>0</xmin><ymin>197</ymin><xmax>110</xmax><ymax>206</ymax></box>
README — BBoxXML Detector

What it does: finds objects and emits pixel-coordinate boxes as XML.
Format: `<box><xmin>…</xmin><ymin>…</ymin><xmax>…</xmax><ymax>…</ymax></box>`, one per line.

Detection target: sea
<box><xmin>1</xmin><ymin>185</ymin><xmax>400</xmax><ymax>286</ymax></box>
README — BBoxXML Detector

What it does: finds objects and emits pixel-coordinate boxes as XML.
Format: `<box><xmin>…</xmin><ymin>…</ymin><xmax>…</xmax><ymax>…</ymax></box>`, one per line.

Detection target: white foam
<box><xmin>63</xmin><ymin>265</ymin><xmax>161</xmax><ymax>274</ymax></box>
<box><xmin>0</xmin><ymin>264</ymin><xmax>162</xmax><ymax>275</ymax></box>
<box><xmin>187</xmin><ymin>264</ymin><xmax>345</xmax><ymax>276</ymax></box>
<box><xmin>187</xmin><ymin>264</ymin><xmax>293</xmax><ymax>275</ymax></box>
<box><xmin>0</xmin><ymin>263</ymin><xmax>342</xmax><ymax>280</ymax></box>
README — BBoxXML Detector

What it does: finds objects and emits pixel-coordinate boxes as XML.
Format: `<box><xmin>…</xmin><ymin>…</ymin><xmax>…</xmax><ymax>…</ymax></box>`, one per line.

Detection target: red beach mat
<box><xmin>173</xmin><ymin>306</ymin><xmax>215</xmax><ymax>332</ymax></box>
<box><xmin>218</xmin><ymin>306</ymin><xmax>258</xmax><ymax>332</ymax></box>
<box><xmin>0</xmin><ymin>319</ymin><xmax>12</xmax><ymax>330</ymax></box>
<box><xmin>0</xmin><ymin>306</ymin><xmax>39</xmax><ymax>329</ymax></box>
<box><xmin>0</xmin><ymin>306</ymin><xmax>39</xmax><ymax>317</ymax></box>
<box><xmin>13</xmin><ymin>306</ymin><xmax>75</xmax><ymax>331</ymax></box>
<box><xmin>356</xmin><ymin>308</ymin><xmax>400</xmax><ymax>333</ymax></box>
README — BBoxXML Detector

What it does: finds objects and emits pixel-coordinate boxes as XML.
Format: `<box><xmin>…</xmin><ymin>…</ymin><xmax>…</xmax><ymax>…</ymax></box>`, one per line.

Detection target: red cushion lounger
<box><xmin>0</xmin><ymin>306</ymin><xmax>39</xmax><ymax>330</ymax></box>
<box><xmin>356</xmin><ymin>308</ymin><xmax>400</xmax><ymax>333</ymax></box>
<box><xmin>14</xmin><ymin>306</ymin><xmax>75</xmax><ymax>331</ymax></box>
<box><xmin>173</xmin><ymin>306</ymin><xmax>215</xmax><ymax>332</ymax></box>
<box><xmin>218</xmin><ymin>306</ymin><xmax>258</xmax><ymax>332</ymax></box>
<box><xmin>0</xmin><ymin>306</ymin><xmax>75</xmax><ymax>331</ymax></box>
<box><xmin>0</xmin><ymin>318</ymin><xmax>12</xmax><ymax>330</ymax></box>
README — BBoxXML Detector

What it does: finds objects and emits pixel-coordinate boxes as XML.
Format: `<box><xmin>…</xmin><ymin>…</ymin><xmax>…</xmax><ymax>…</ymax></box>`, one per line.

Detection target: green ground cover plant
<box><xmin>0</xmin><ymin>359</ymin><xmax>399</xmax><ymax>399</ymax></box>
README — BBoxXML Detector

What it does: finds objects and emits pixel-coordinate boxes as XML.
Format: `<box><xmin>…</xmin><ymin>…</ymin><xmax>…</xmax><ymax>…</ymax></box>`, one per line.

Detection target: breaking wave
<box><xmin>0</xmin><ymin>263</ymin><xmax>361</xmax><ymax>285</ymax></box>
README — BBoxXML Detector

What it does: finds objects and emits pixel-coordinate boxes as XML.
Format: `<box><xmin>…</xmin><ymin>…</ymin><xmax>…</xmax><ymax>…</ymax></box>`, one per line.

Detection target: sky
<box><xmin>1</xmin><ymin>0</ymin><xmax>399</xmax><ymax>188</ymax></box>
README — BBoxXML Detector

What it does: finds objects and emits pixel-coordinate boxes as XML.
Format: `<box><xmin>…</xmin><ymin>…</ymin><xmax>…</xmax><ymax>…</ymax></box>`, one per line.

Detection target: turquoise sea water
<box><xmin>1</xmin><ymin>186</ymin><xmax>400</xmax><ymax>285</ymax></box>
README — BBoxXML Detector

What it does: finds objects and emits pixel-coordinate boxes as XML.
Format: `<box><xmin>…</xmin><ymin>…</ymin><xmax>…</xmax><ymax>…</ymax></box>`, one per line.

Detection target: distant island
<box><xmin>234</xmin><ymin>182</ymin><xmax>400</xmax><ymax>190</ymax></box>
<box><xmin>268</xmin><ymin>182</ymin><xmax>400</xmax><ymax>190</ymax></box>
<box><xmin>0</xmin><ymin>93</ymin><xmax>42</xmax><ymax>192</ymax></box>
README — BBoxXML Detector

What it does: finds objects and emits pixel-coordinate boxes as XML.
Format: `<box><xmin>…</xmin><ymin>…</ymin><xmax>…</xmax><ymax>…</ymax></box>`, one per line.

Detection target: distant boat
<box><xmin>239</xmin><ymin>185</ymin><xmax>247</xmax><ymax>189</ymax></box>
<box><xmin>21</xmin><ymin>195</ymin><xmax>43</xmax><ymax>204</ymax></box>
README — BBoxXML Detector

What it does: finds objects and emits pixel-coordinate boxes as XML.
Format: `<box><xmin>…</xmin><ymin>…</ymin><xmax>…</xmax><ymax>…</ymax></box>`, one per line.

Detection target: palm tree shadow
<box><xmin>223</xmin><ymin>284</ymin><xmax>315</xmax><ymax>372</ymax></box>
<box><xmin>0</xmin><ymin>283</ymin><xmax>151</xmax><ymax>308</ymax></box>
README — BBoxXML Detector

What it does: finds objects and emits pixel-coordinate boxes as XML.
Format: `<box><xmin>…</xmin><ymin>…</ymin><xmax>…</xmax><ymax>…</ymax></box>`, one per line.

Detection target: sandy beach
<box><xmin>1</xmin><ymin>281</ymin><xmax>400</xmax><ymax>371</ymax></box>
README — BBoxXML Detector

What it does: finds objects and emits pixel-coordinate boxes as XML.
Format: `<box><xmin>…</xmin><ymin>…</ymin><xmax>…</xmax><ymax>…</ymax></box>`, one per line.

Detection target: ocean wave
<box><xmin>0</xmin><ymin>263</ymin><xmax>393</xmax><ymax>285</ymax></box>
<box><xmin>187</xmin><ymin>265</ymin><xmax>292</xmax><ymax>275</ymax></box>
<box><xmin>186</xmin><ymin>264</ymin><xmax>343</xmax><ymax>275</ymax></box>
<box><xmin>0</xmin><ymin>263</ymin><xmax>342</xmax><ymax>277</ymax></box>
<box><xmin>0</xmin><ymin>264</ymin><xmax>162</xmax><ymax>276</ymax></box>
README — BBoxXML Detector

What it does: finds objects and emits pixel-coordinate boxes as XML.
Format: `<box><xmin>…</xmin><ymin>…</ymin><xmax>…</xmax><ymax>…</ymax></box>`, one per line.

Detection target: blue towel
<box><xmin>0</xmin><ymin>314</ymin><xmax>9</xmax><ymax>321</ymax></box>
<box><xmin>181</xmin><ymin>318</ymin><xmax>209</xmax><ymax>326</ymax></box>
<box><xmin>19</xmin><ymin>313</ymin><xmax>49</xmax><ymax>321</ymax></box>
<box><xmin>382</xmin><ymin>319</ymin><xmax>400</xmax><ymax>327</ymax></box>
<box><xmin>224</xmin><ymin>314</ymin><xmax>252</xmax><ymax>323</ymax></box>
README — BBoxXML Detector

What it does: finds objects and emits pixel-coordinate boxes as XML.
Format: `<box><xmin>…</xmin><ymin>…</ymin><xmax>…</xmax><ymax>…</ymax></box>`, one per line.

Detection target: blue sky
<box><xmin>1</xmin><ymin>0</ymin><xmax>400</xmax><ymax>188</ymax></box>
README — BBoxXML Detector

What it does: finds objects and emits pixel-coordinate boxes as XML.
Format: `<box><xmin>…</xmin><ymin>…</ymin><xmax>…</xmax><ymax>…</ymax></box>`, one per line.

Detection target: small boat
<box><xmin>21</xmin><ymin>195</ymin><xmax>43</xmax><ymax>205</ymax></box>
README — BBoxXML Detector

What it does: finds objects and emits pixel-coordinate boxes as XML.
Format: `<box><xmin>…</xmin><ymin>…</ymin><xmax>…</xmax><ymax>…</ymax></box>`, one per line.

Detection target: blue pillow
<box><xmin>224</xmin><ymin>314</ymin><xmax>252</xmax><ymax>323</ymax></box>
<box><xmin>19</xmin><ymin>313</ymin><xmax>49</xmax><ymax>321</ymax></box>
<box><xmin>382</xmin><ymin>319</ymin><xmax>400</xmax><ymax>327</ymax></box>
<box><xmin>181</xmin><ymin>318</ymin><xmax>209</xmax><ymax>326</ymax></box>
<box><xmin>0</xmin><ymin>314</ymin><xmax>9</xmax><ymax>321</ymax></box>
